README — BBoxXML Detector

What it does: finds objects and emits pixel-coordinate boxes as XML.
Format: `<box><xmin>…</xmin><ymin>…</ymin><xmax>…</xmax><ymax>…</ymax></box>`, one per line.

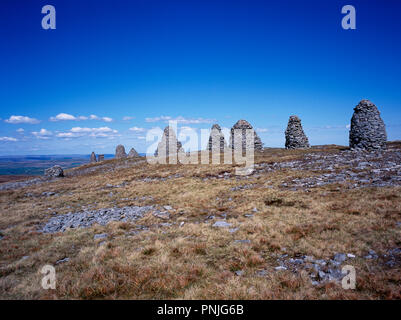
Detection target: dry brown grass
<box><xmin>0</xmin><ymin>145</ymin><xmax>400</xmax><ymax>299</ymax></box>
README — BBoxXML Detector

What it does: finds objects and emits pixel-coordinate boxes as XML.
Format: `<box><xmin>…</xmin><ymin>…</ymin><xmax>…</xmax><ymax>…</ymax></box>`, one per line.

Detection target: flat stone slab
<box><xmin>212</xmin><ymin>221</ymin><xmax>231</xmax><ymax>228</ymax></box>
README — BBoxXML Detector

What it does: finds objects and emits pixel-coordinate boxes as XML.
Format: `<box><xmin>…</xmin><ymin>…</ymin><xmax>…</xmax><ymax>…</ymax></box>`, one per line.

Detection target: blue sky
<box><xmin>0</xmin><ymin>0</ymin><xmax>400</xmax><ymax>155</ymax></box>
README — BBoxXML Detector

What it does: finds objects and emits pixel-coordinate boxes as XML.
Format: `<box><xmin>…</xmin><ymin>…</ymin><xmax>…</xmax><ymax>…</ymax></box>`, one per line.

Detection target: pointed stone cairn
<box><xmin>128</xmin><ymin>148</ymin><xmax>139</xmax><ymax>158</ymax></box>
<box><xmin>285</xmin><ymin>116</ymin><xmax>310</xmax><ymax>149</ymax></box>
<box><xmin>207</xmin><ymin>124</ymin><xmax>226</xmax><ymax>152</ymax></box>
<box><xmin>90</xmin><ymin>151</ymin><xmax>97</xmax><ymax>163</ymax></box>
<box><xmin>349</xmin><ymin>100</ymin><xmax>387</xmax><ymax>150</ymax></box>
<box><xmin>229</xmin><ymin>120</ymin><xmax>263</xmax><ymax>152</ymax></box>
<box><xmin>154</xmin><ymin>126</ymin><xmax>183</xmax><ymax>159</ymax></box>
<box><xmin>115</xmin><ymin>144</ymin><xmax>127</xmax><ymax>159</ymax></box>
<box><xmin>98</xmin><ymin>154</ymin><xmax>105</xmax><ymax>162</ymax></box>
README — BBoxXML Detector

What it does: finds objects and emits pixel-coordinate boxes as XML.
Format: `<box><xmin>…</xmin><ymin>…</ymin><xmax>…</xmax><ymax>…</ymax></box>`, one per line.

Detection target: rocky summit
<box><xmin>154</xmin><ymin>126</ymin><xmax>183</xmax><ymax>157</ymax></box>
<box><xmin>208</xmin><ymin>124</ymin><xmax>226</xmax><ymax>152</ymax></box>
<box><xmin>90</xmin><ymin>152</ymin><xmax>97</xmax><ymax>163</ymax></box>
<box><xmin>115</xmin><ymin>145</ymin><xmax>127</xmax><ymax>159</ymax></box>
<box><xmin>285</xmin><ymin>115</ymin><xmax>310</xmax><ymax>149</ymax></box>
<box><xmin>44</xmin><ymin>165</ymin><xmax>64</xmax><ymax>178</ymax></box>
<box><xmin>128</xmin><ymin>148</ymin><xmax>139</xmax><ymax>158</ymax></box>
<box><xmin>229</xmin><ymin>120</ymin><xmax>263</xmax><ymax>151</ymax></box>
<box><xmin>349</xmin><ymin>100</ymin><xmax>387</xmax><ymax>150</ymax></box>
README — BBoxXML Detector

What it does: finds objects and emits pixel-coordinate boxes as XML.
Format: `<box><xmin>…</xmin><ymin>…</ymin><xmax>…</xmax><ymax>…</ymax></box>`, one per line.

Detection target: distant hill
<box><xmin>0</xmin><ymin>154</ymin><xmax>114</xmax><ymax>175</ymax></box>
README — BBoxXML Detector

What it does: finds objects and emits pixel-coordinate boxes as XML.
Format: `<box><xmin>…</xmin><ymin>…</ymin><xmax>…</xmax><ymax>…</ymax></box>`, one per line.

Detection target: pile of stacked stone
<box><xmin>229</xmin><ymin>120</ymin><xmax>263</xmax><ymax>152</ymax></box>
<box><xmin>44</xmin><ymin>165</ymin><xmax>64</xmax><ymax>177</ymax></box>
<box><xmin>154</xmin><ymin>126</ymin><xmax>183</xmax><ymax>157</ymax></box>
<box><xmin>285</xmin><ymin>115</ymin><xmax>310</xmax><ymax>149</ymax></box>
<box><xmin>115</xmin><ymin>145</ymin><xmax>127</xmax><ymax>159</ymax></box>
<box><xmin>349</xmin><ymin>100</ymin><xmax>387</xmax><ymax>150</ymax></box>
<box><xmin>90</xmin><ymin>152</ymin><xmax>97</xmax><ymax>163</ymax></box>
<box><xmin>207</xmin><ymin>124</ymin><xmax>226</xmax><ymax>152</ymax></box>
<box><xmin>98</xmin><ymin>154</ymin><xmax>105</xmax><ymax>162</ymax></box>
<box><xmin>128</xmin><ymin>148</ymin><xmax>139</xmax><ymax>158</ymax></box>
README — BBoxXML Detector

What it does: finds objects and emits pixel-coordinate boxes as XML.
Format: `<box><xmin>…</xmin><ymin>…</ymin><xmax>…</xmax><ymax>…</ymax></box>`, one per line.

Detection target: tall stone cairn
<box><xmin>154</xmin><ymin>126</ymin><xmax>183</xmax><ymax>157</ymax></box>
<box><xmin>285</xmin><ymin>116</ymin><xmax>310</xmax><ymax>149</ymax></box>
<box><xmin>115</xmin><ymin>144</ymin><xmax>127</xmax><ymax>159</ymax></box>
<box><xmin>90</xmin><ymin>151</ymin><xmax>97</xmax><ymax>163</ymax></box>
<box><xmin>207</xmin><ymin>124</ymin><xmax>226</xmax><ymax>152</ymax></box>
<box><xmin>229</xmin><ymin>120</ymin><xmax>263</xmax><ymax>152</ymax></box>
<box><xmin>98</xmin><ymin>154</ymin><xmax>105</xmax><ymax>162</ymax></box>
<box><xmin>349</xmin><ymin>100</ymin><xmax>387</xmax><ymax>150</ymax></box>
<box><xmin>128</xmin><ymin>148</ymin><xmax>139</xmax><ymax>158</ymax></box>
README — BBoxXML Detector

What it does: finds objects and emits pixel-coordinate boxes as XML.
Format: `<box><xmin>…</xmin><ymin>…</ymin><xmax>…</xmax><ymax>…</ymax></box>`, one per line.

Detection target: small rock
<box><xmin>333</xmin><ymin>253</ymin><xmax>347</xmax><ymax>263</ymax></box>
<box><xmin>256</xmin><ymin>270</ymin><xmax>268</xmax><ymax>277</ymax></box>
<box><xmin>212</xmin><ymin>221</ymin><xmax>231</xmax><ymax>228</ymax></box>
<box><xmin>94</xmin><ymin>233</ymin><xmax>108</xmax><ymax>240</ymax></box>
<box><xmin>56</xmin><ymin>257</ymin><xmax>70</xmax><ymax>264</ymax></box>
<box><xmin>235</xmin><ymin>270</ymin><xmax>244</xmax><ymax>276</ymax></box>
<box><xmin>160</xmin><ymin>223</ymin><xmax>172</xmax><ymax>227</ymax></box>
<box><xmin>153</xmin><ymin>211</ymin><xmax>170</xmax><ymax>220</ymax></box>
<box><xmin>163</xmin><ymin>205</ymin><xmax>173</xmax><ymax>210</ymax></box>
<box><xmin>347</xmin><ymin>253</ymin><xmax>356</xmax><ymax>258</ymax></box>
<box><xmin>275</xmin><ymin>266</ymin><xmax>287</xmax><ymax>271</ymax></box>
<box><xmin>179</xmin><ymin>222</ymin><xmax>185</xmax><ymax>227</ymax></box>
<box><xmin>244</xmin><ymin>214</ymin><xmax>254</xmax><ymax>218</ymax></box>
<box><xmin>229</xmin><ymin>228</ymin><xmax>238</xmax><ymax>233</ymax></box>
<box><xmin>234</xmin><ymin>239</ymin><xmax>251</xmax><ymax>244</ymax></box>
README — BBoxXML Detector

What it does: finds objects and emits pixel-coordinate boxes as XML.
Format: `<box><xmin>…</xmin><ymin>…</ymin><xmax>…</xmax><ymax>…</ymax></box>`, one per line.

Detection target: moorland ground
<box><xmin>0</xmin><ymin>143</ymin><xmax>400</xmax><ymax>299</ymax></box>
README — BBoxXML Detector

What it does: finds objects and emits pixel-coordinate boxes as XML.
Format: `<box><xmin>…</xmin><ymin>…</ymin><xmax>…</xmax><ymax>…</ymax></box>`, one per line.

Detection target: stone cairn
<box><xmin>128</xmin><ymin>148</ymin><xmax>139</xmax><ymax>158</ymax></box>
<box><xmin>44</xmin><ymin>165</ymin><xmax>64</xmax><ymax>177</ymax></box>
<box><xmin>229</xmin><ymin>120</ymin><xmax>263</xmax><ymax>152</ymax></box>
<box><xmin>349</xmin><ymin>99</ymin><xmax>387</xmax><ymax>150</ymax></box>
<box><xmin>285</xmin><ymin>115</ymin><xmax>310</xmax><ymax>149</ymax></box>
<box><xmin>154</xmin><ymin>126</ymin><xmax>183</xmax><ymax>158</ymax></box>
<box><xmin>98</xmin><ymin>154</ymin><xmax>105</xmax><ymax>162</ymax></box>
<box><xmin>207</xmin><ymin>124</ymin><xmax>226</xmax><ymax>152</ymax></box>
<box><xmin>90</xmin><ymin>151</ymin><xmax>97</xmax><ymax>163</ymax></box>
<box><xmin>115</xmin><ymin>144</ymin><xmax>127</xmax><ymax>159</ymax></box>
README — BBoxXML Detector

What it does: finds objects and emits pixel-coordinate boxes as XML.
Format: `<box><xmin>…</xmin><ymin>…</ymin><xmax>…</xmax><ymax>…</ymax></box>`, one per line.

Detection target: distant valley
<box><xmin>0</xmin><ymin>155</ymin><xmax>114</xmax><ymax>176</ymax></box>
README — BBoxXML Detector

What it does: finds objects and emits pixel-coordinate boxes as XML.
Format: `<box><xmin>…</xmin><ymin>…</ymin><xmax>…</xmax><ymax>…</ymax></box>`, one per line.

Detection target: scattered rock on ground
<box><xmin>44</xmin><ymin>165</ymin><xmax>64</xmax><ymax>177</ymax></box>
<box><xmin>41</xmin><ymin>206</ymin><xmax>153</xmax><ymax>233</ymax></box>
<box><xmin>212</xmin><ymin>221</ymin><xmax>231</xmax><ymax>228</ymax></box>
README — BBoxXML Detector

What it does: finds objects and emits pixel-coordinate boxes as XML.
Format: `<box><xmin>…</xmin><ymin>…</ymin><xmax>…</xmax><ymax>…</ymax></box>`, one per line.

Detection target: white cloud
<box><xmin>346</xmin><ymin>124</ymin><xmax>350</xmax><ymax>129</ymax></box>
<box><xmin>50</xmin><ymin>113</ymin><xmax>113</xmax><ymax>122</ymax></box>
<box><xmin>145</xmin><ymin>116</ymin><xmax>215</xmax><ymax>124</ymax></box>
<box><xmin>32</xmin><ymin>128</ymin><xmax>53</xmax><ymax>139</ymax></box>
<box><xmin>123</xmin><ymin>116</ymin><xmax>134</xmax><ymax>121</ymax></box>
<box><xmin>129</xmin><ymin>126</ymin><xmax>145</xmax><ymax>132</ymax></box>
<box><xmin>50</xmin><ymin>113</ymin><xmax>76</xmax><ymax>121</ymax></box>
<box><xmin>5</xmin><ymin>115</ymin><xmax>40</xmax><ymax>124</ymax></box>
<box><xmin>0</xmin><ymin>136</ymin><xmax>18</xmax><ymax>141</ymax></box>
<box><xmin>256</xmin><ymin>128</ymin><xmax>269</xmax><ymax>133</ymax></box>
<box><xmin>57</xmin><ymin>127</ymin><xmax>119</xmax><ymax>139</ymax></box>
<box><xmin>16</xmin><ymin>128</ymin><xmax>24</xmax><ymax>133</ymax></box>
